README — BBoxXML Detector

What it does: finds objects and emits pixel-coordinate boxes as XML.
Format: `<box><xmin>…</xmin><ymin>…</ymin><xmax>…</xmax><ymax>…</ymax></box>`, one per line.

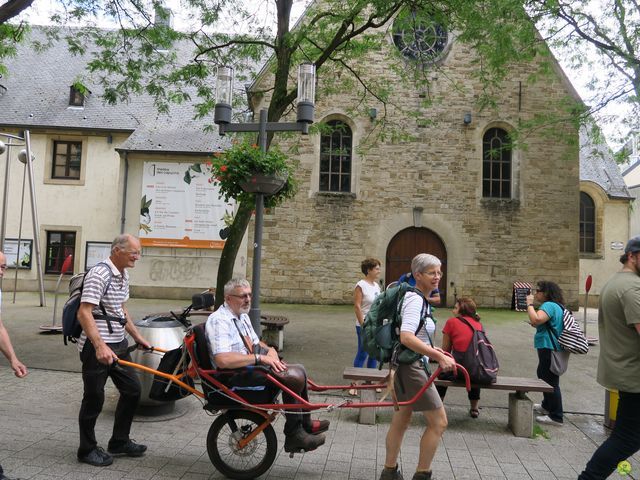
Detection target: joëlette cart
<box><xmin>117</xmin><ymin>293</ymin><xmax>470</xmax><ymax>480</ymax></box>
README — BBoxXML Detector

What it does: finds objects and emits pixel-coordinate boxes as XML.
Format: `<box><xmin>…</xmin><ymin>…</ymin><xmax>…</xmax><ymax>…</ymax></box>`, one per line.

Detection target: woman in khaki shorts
<box><xmin>379</xmin><ymin>253</ymin><xmax>456</xmax><ymax>480</ymax></box>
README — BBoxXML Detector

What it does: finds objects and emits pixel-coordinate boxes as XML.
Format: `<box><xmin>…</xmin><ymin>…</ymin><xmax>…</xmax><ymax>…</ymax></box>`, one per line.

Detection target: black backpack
<box><xmin>62</xmin><ymin>262</ymin><xmax>122</xmax><ymax>345</ymax></box>
<box><xmin>447</xmin><ymin>316</ymin><xmax>499</xmax><ymax>384</ymax></box>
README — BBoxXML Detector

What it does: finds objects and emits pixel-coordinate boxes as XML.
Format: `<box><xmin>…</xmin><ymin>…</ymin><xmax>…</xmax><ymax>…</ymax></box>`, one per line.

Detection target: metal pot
<box><xmin>130</xmin><ymin>314</ymin><xmax>186</xmax><ymax>408</ymax></box>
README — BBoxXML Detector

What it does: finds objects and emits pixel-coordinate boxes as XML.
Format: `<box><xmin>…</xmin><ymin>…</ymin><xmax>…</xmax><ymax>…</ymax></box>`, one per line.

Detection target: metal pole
<box><xmin>0</xmin><ymin>142</ymin><xmax>12</xmax><ymax>252</ymax></box>
<box><xmin>12</xmin><ymin>165</ymin><xmax>27</xmax><ymax>303</ymax></box>
<box><xmin>24</xmin><ymin>131</ymin><xmax>46</xmax><ymax>307</ymax></box>
<box><xmin>248</xmin><ymin>109</ymin><xmax>269</xmax><ymax>336</ymax></box>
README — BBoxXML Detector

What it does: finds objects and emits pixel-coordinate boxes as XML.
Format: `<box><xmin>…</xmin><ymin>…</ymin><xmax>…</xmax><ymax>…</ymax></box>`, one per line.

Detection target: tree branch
<box><xmin>0</xmin><ymin>0</ymin><xmax>33</xmax><ymax>24</ymax></box>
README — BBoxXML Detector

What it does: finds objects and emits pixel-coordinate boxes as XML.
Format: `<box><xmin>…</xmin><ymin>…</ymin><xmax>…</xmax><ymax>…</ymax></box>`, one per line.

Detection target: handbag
<box><xmin>550</xmin><ymin>350</ymin><xmax>570</xmax><ymax>376</ymax></box>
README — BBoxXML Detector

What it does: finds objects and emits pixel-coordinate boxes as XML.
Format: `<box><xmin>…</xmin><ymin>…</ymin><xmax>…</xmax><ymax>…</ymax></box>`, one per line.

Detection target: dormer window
<box><xmin>69</xmin><ymin>86</ymin><xmax>85</xmax><ymax>107</ymax></box>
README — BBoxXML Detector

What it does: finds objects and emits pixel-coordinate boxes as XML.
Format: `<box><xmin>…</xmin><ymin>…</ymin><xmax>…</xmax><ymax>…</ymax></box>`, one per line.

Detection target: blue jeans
<box><xmin>578</xmin><ymin>391</ymin><xmax>640</xmax><ymax>479</ymax></box>
<box><xmin>353</xmin><ymin>325</ymin><xmax>377</xmax><ymax>368</ymax></box>
<box><xmin>536</xmin><ymin>348</ymin><xmax>563</xmax><ymax>422</ymax></box>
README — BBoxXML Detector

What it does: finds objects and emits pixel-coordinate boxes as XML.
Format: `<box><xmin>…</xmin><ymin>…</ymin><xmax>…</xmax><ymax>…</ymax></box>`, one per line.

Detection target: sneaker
<box><xmin>379</xmin><ymin>464</ymin><xmax>404</xmax><ymax>480</ymax></box>
<box><xmin>413</xmin><ymin>472</ymin><xmax>433</xmax><ymax>480</ymax></box>
<box><xmin>536</xmin><ymin>415</ymin><xmax>564</xmax><ymax>426</ymax></box>
<box><xmin>78</xmin><ymin>446</ymin><xmax>113</xmax><ymax>466</ymax></box>
<box><xmin>305</xmin><ymin>419</ymin><xmax>330</xmax><ymax>434</ymax></box>
<box><xmin>107</xmin><ymin>439</ymin><xmax>147</xmax><ymax>457</ymax></box>
<box><xmin>284</xmin><ymin>427</ymin><xmax>325</xmax><ymax>453</ymax></box>
<box><xmin>533</xmin><ymin>403</ymin><xmax>549</xmax><ymax>415</ymax></box>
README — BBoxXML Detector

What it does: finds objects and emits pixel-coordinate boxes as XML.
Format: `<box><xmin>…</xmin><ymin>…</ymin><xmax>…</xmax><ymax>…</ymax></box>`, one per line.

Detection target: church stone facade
<box><xmin>251</xmin><ymin>22</ymin><xmax>581</xmax><ymax>308</ymax></box>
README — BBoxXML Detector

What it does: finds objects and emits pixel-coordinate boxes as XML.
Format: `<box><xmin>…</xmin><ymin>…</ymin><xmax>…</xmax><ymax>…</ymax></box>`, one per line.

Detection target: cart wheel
<box><xmin>207</xmin><ymin>410</ymin><xmax>277</xmax><ymax>480</ymax></box>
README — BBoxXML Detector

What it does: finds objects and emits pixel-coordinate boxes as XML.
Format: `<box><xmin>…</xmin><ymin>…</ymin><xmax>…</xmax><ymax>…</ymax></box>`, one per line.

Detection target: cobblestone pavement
<box><xmin>1</xmin><ymin>367</ymin><xmax>638</xmax><ymax>480</ymax></box>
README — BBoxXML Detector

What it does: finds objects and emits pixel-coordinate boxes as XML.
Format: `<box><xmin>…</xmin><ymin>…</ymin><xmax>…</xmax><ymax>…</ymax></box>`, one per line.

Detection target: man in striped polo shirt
<box><xmin>76</xmin><ymin>234</ymin><xmax>151</xmax><ymax>467</ymax></box>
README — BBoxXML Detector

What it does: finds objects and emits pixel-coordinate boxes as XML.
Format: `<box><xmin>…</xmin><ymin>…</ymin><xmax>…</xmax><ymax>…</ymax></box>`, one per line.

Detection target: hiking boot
<box><xmin>379</xmin><ymin>464</ymin><xmax>404</xmax><ymax>480</ymax></box>
<box><xmin>305</xmin><ymin>419</ymin><xmax>330</xmax><ymax>434</ymax></box>
<box><xmin>107</xmin><ymin>439</ymin><xmax>147</xmax><ymax>457</ymax></box>
<box><xmin>284</xmin><ymin>427</ymin><xmax>325</xmax><ymax>453</ymax></box>
<box><xmin>536</xmin><ymin>415</ymin><xmax>564</xmax><ymax>426</ymax></box>
<box><xmin>412</xmin><ymin>471</ymin><xmax>433</xmax><ymax>480</ymax></box>
<box><xmin>77</xmin><ymin>446</ymin><xmax>113</xmax><ymax>466</ymax></box>
<box><xmin>533</xmin><ymin>403</ymin><xmax>549</xmax><ymax>415</ymax></box>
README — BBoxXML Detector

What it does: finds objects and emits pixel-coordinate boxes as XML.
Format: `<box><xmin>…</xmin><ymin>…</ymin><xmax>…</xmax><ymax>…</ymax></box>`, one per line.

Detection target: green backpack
<box><xmin>362</xmin><ymin>282</ymin><xmax>430</xmax><ymax>367</ymax></box>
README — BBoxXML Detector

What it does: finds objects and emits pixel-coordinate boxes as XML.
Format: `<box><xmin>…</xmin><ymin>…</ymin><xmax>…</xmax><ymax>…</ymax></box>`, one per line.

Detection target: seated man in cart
<box><xmin>205</xmin><ymin>278</ymin><xmax>329</xmax><ymax>453</ymax></box>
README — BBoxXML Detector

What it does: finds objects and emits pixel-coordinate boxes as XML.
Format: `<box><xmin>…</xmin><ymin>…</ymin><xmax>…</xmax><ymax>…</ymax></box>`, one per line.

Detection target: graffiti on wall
<box><xmin>149</xmin><ymin>258</ymin><xmax>205</xmax><ymax>283</ymax></box>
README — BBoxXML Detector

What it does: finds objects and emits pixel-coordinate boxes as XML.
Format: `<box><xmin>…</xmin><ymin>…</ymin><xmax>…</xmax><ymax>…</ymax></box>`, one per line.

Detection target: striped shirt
<box><xmin>77</xmin><ymin>258</ymin><xmax>129</xmax><ymax>351</ymax></box>
<box><xmin>205</xmin><ymin>303</ymin><xmax>259</xmax><ymax>368</ymax></box>
<box><xmin>401</xmin><ymin>291</ymin><xmax>435</xmax><ymax>360</ymax></box>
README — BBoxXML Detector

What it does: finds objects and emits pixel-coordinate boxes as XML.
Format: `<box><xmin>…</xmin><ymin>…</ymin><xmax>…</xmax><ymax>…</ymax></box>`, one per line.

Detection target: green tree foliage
<box><xmin>3</xmin><ymin>0</ymin><xmax>574</xmax><ymax>304</ymax></box>
<box><xmin>527</xmin><ymin>0</ymin><xmax>639</xmax><ymax>142</ymax></box>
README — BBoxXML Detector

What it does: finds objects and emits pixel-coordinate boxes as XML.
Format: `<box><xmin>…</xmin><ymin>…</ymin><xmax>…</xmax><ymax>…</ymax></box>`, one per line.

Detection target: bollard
<box><xmin>604</xmin><ymin>388</ymin><xmax>619</xmax><ymax>429</ymax></box>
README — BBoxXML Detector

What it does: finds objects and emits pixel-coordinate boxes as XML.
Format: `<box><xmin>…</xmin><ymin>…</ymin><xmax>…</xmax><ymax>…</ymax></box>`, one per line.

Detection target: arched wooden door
<box><xmin>385</xmin><ymin>227</ymin><xmax>447</xmax><ymax>305</ymax></box>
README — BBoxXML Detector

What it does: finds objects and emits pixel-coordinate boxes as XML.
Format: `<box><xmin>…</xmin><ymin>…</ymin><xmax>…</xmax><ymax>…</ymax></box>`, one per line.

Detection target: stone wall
<box><xmin>249</xmin><ymin>28</ymin><xmax>580</xmax><ymax>308</ymax></box>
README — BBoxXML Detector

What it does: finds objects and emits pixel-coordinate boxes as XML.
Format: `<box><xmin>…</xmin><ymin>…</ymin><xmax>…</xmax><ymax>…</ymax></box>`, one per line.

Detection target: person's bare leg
<box><xmin>416</xmin><ymin>407</ymin><xmax>448</xmax><ymax>472</ymax></box>
<box><xmin>384</xmin><ymin>405</ymin><xmax>413</xmax><ymax>468</ymax></box>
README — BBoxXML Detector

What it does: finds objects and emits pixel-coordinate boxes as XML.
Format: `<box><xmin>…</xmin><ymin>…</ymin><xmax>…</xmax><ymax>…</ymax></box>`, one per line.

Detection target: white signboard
<box><xmin>3</xmin><ymin>238</ymin><xmax>32</xmax><ymax>269</ymax></box>
<box><xmin>85</xmin><ymin>242</ymin><xmax>112</xmax><ymax>270</ymax></box>
<box><xmin>140</xmin><ymin>161</ymin><xmax>233</xmax><ymax>249</ymax></box>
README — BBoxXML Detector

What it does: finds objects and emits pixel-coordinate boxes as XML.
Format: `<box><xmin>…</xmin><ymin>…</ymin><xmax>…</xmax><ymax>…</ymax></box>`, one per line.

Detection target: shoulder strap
<box><xmin>397</xmin><ymin>285</ymin><xmax>433</xmax><ymax>347</ymax></box>
<box><xmin>232</xmin><ymin>317</ymin><xmax>254</xmax><ymax>353</ymax></box>
<box><xmin>87</xmin><ymin>262</ymin><xmax>119</xmax><ymax>334</ymax></box>
<box><xmin>457</xmin><ymin>316</ymin><xmax>482</xmax><ymax>332</ymax></box>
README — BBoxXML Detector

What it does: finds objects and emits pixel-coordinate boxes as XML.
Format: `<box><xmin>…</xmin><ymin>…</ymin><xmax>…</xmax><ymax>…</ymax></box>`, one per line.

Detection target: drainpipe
<box><xmin>120</xmin><ymin>152</ymin><xmax>129</xmax><ymax>234</ymax></box>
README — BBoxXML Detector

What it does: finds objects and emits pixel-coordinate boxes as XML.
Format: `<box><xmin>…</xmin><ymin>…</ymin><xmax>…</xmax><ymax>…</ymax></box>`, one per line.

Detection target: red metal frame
<box><xmin>119</xmin><ymin>327</ymin><xmax>470</xmax><ymax>413</ymax></box>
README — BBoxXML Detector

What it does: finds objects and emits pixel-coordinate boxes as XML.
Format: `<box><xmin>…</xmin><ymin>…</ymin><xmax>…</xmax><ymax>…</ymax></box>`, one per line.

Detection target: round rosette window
<box><xmin>392</xmin><ymin>9</ymin><xmax>449</xmax><ymax>63</ymax></box>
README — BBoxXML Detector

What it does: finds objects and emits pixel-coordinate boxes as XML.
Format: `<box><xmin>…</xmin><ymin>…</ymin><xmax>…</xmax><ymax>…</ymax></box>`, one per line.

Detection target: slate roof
<box><xmin>0</xmin><ymin>27</ymin><xmax>228</xmax><ymax>154</ymax></box>
<box><xmin>580</xmin><ymin>127</ymin><xmax>632</xmax><ymax>199</ymax></box>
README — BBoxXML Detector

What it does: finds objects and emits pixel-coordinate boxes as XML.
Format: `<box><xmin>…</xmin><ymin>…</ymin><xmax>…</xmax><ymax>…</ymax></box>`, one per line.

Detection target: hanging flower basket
<box><xmin>209</xmin><ymin>141</ymin><xmax>298</xmax><ymax>207</ymax></box>
<box><xmin>240</xmin><ymin>172</ymin><xmax>287</xmax><ymax>195</ymax></box>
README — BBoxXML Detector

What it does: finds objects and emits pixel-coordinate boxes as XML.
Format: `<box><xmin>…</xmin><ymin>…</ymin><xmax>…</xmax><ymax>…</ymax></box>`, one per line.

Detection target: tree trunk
<box><xmin>214</xmin><ymin>199</ymin><xmax>253</xmax><ymax>308</ymax></box>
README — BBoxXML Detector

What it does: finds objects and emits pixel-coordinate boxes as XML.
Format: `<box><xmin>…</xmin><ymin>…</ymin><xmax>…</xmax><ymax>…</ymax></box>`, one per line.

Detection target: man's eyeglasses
<box><xmin>124</xmin><ymin>250</ymin><xmax>142</xmax><ymax>258</ymax></box>
<box><xmin>229</xmin><ymin>293</ymin><xmax>252</xmax><ymax>300</ymax></box>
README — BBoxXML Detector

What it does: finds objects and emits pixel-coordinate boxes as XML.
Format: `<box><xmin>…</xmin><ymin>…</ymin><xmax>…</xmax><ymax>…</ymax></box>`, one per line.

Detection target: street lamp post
<box><xmin>214</xmin><ymin>64</ymin><xmax>316</xmax><ymax>335</ymax></box>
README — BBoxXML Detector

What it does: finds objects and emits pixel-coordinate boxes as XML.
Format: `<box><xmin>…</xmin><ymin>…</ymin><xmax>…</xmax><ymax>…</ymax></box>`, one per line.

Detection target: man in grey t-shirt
<box><xmin>579</xmin><ymin>236</ymin><xmax>640</xmax><ymax>479</ymax></box>
<box><xmin>76</xmin><ymin>234</ymin><xmax>150</xmax><ymax>467</ymax></box>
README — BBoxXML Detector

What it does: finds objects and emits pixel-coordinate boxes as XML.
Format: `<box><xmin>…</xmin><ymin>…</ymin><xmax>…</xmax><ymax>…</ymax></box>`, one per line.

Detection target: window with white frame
<box><xmin>319</xmin><ymin>120</ymin><xmax>352</xmax><ymax>192</ymax></box>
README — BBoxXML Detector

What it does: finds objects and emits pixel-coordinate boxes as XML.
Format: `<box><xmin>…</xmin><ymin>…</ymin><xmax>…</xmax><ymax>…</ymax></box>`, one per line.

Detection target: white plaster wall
<box><xmin>1</xmin><ymin>130</ymin><xmax>125</xmax><ymax>286</ymax></box>
<box><xmin>579</xmin><ymin>192</ymin><xmax>629</xmax><ymax>303</ymax></box>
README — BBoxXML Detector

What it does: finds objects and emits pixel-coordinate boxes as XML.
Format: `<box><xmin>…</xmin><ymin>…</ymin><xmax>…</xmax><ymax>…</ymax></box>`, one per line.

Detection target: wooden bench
<box><xmin>260</xmin><ymin>315</ymin><xmax>289</xmax><ymax>351</ymax></box>
<box><xmin>343</xmin><ymin>367</ymin><xmax>553</xmax><ymax>437</ymax></box>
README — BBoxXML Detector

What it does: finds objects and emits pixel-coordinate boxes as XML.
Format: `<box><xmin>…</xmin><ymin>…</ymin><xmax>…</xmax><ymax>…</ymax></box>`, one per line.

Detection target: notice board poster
<box><xmin>511</xmin><ymin>282</ymin><xmax>533</xmax><ymax>311</ymax></box>
<box><xmin>85</xmin><ymin>242</ymin><xmax>112</xmax><ymax>270</ymax></box>
<box><xmin>3</xmin><ymin>238</ymin><xmax>32</xmax><ymax>269</ymax></box>
<box><xmin>139</xmin><ymin>162</ymin><xmax>234</xmax><ymax>249</ymax></box>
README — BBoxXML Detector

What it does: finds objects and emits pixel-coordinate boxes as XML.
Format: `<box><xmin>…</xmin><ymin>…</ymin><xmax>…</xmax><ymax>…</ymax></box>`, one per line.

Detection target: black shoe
<box><xmin>107</xmin><ymin>439</ymin><xmax>147</xmax><ymax>457</ymax></box>
<box><xmin>78</xmin><ymin>446</ymin><xmax>114</xmax><ymax>466</ymax></box>
<box><xmin>379</xmin><ymin>465</ymin><xmax>404</xmax><ymax>480</ymax></box>
<box><xmin>284</xmin><ymin>427</ymin><xmax>325</xmax><ymax>453</ymax></box>
<box><xmin>305</xmin><ymin>419</ymin><xmax>330</xmax><ymax>434</ymax></box>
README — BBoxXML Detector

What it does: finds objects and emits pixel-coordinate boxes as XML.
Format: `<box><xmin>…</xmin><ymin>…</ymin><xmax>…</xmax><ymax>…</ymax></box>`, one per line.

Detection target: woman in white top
<box><xmin>379</xmin><ymin>253</ymin><xmax>455</xmax><ymax>480</ymax></box>
<box><xmin>353</xmin><ymin>257</ymin><xmax>381</xmax><ymax>372</ymax></box>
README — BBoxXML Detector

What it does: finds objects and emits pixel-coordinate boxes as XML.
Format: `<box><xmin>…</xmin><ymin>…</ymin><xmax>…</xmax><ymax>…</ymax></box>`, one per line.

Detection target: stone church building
<box><xmin>252</xmin><ymin>15</ymin><xmax>582</xmax><ymax>307</ymax></box>
<box><xmin>1</xmin><ymin>15</ymin><xmax>625</xmax><ymax>308</ymax></box>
